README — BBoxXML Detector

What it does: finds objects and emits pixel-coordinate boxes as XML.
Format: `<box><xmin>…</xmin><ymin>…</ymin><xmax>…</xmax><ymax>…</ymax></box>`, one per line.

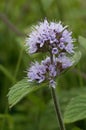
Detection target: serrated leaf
<box><xmin>59</xmin><ymin>87</ymin><xmax>86</xmax><ymax>112</ymax></box>
<box><xmin>64</xmin><ymin>95</ymin><xmax>86</xmax><ymax>123</ymax></box>
<box><xmin>8</xmin><ymin>78</ymin><xmax>47</xmax><ymax>108</ymax></box>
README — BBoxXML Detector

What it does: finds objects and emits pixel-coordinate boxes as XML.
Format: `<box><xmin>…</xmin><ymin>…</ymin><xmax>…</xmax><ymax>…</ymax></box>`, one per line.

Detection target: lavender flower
<box><xmin>27</xmin><ymin>62</ymin><xmax>46</xmax><ymax>83</ymax></box>
<box><xmin>57</xmin><ymin>55</ymin><xmax>73</xmax><ymax>69</ymax></box>
<box><xmin>26</xmin><ymin>19</ymin><xmax>76</xmax><ymax>88</ymax></box>
<box><xmin>27</xmin><ymin>57</ymin><xmax>56</xmax><ymax>85</ymax></box>
<box><xmin>27</xmin><ymin>56</ymin><xmax>73</xmax><ymax>87</ymax></box>
<box><xmin>26</xmin><ymin>19</ymin><xmax>75</xmax><ymax>55</ymax></box>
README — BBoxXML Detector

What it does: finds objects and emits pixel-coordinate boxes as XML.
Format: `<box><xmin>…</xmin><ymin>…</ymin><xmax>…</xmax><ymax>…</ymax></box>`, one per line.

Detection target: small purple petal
<box><xmin>65</xmin><ymin>43</ymin><xmax>74</xmax><ymax>54</ymax></box>
<box><xmin>58</xmin><ymin>42</ymin><xmax>65</xmax><ymax>50</ymax></box>
<box><xmin>57</xmin><ymin>56</ymin><xmax>73</xmax><ymax>69</ymax></box>
<box><xmin>52</xmin><ymin>48</ymin><xmax>58</xmax><ymax>54</ymax></box>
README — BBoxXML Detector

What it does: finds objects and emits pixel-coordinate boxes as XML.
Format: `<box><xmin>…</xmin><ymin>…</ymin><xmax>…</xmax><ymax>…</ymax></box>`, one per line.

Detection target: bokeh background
<box><xmin>0</xmin><ymin>0</ymin><xmax>86</xmax><ymax>130</ymax></box>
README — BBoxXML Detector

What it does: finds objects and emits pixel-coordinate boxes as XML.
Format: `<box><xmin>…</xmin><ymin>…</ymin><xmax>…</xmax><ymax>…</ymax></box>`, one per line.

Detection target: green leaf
<box><xmin>78</xmin><ymin>36</ymin><xmax>86</xmax><ymax>50</ymax></box>
<box><xmin>59</xmin><ymin>87</ymin><xmax>86</xmax><ymax>112</ymax></box>
<box><xmin>64</xmin><ymin>95</ymin><xmax>86</xmax><ymax>123</ymax></box>
<box><xmin>71</xmin><ymin>50</ymin><xmax>81</xmax><ymax>66</ymax></box>
<box><xmin>72</xmin><ymin>126</ymin><xmax>81</xmax><ymax>130</ymax></box>
<box><xmin>78</xmin><ymin>36</ymin><xmax>86</xmax><ymax>56</ymax></box>
<box><xmin>8</xmin><ymin>78</ymin><xmax>47</xmax><ymax>108</ymax></box>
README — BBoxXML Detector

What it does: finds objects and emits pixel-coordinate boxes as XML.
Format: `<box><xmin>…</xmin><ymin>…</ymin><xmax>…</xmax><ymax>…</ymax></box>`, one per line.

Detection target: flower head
<box><xmin>26</xmin><ymin>19</ymin><xmax>76</xmax><ymax>88</ymax></box>
<box><xmin>27</xmin><ymin>56</ymin><xmax>73</xmax><ymax>87</ymax></box>
<box><xmin>27</xmin><ymin>62</ymin><xmax>46</xmax><ymax>83</ymax></box>
<box><xmin>26</xmin><ymin>19</ymin><xmax>74</xmax><ymax>55</ymax></box>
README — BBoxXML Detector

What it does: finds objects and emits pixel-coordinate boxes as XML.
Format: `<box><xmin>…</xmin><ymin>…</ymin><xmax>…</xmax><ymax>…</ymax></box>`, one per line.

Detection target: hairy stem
<box><xmin>51</xmin><ymin>87</ymin><xmax>66</xmax><ymax>130</ymax></box>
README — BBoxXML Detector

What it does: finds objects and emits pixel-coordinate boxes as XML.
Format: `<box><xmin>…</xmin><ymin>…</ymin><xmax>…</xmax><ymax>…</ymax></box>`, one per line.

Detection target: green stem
<box><xmin>51</xmin><ymin>87</ymin><xmax>66</xmax><ymax>130</ymax></box>
<box><xmin>14</xmin><ymin>45</ymin><xmax>24</xmax><ymax>79</ymax></box>
<box><xmin>1</xmin><ymin>101</ymin><xmax>8</xmax><ymax>130</ymax></box>
<box><xmin>0</xmin><ymin>65</ymin><xmax>16</xmax><ymax>83</ymax></box>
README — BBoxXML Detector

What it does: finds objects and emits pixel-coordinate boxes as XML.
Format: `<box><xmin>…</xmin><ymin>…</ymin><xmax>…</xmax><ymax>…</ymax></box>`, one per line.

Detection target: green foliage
<box><xmin>64</xmin><ymin>95</ymin><xmax>86</xmax><ymax>123</ymax></box>
<box><xmin>0</xmin><ymin>65</ymin><xmax>15</xmax><ymax>83</ymax></box>
<box><xmin>8</xmin><ymin>78</ymin><xmax>47</xmax><ymax>108</ymax></box>
<box><xmin>71</xmin><ymin>127</ymin><xmax>81</xmax><ymax>130</ymax></box>
<box><xmin>79</xmin><ymin>36</ymin><xmax>86</xmax><ymax>54</ymax></box>
<box><xmin>71</xmin><ymin>50</ymin><xmax>81</xmax><ymax>66</ymax></box>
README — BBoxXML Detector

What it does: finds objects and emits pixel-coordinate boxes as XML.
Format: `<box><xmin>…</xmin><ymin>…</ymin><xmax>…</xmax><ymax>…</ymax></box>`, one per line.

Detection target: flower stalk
<box><xmin>51</xmin><ymin>87</ymin><xmax>66</xmax><ymax>130</ymax></box>
<box><xmin>50</xmin><ymin>50</ymin><xmax>66</xmax><ymax>130</ymax></box>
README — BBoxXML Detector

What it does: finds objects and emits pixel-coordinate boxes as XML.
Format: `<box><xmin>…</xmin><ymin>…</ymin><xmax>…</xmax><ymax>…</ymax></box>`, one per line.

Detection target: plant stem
<box><xmin>14</xmin><ymin>45</ymin><xmax>24</xmax><ymax>79</ymax></box>
<box><xmin>51</xmin><ymin>87</ymin><xmax>66</xmax><ymax>130</ymax></box>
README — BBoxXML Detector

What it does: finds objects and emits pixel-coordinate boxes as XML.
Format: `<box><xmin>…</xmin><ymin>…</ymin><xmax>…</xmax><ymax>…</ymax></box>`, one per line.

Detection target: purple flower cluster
<box><xmin>28</xmin><ymin>57</ymin><xmax>56</xmax><ymax>83</ymax></box>
<box><xmin>26</xmin><ymin>19</ymin><xmax>75</xmax><ymax>88</ymax></box>
<box><xmin>26</xmin><ymin>20</ymin><xmax>74</xmax><ymax>55</ymax></box>
<box><xmin>27</xmin><ymin>55</ymin><xmax>72</xmax><ymax>87</ymax></box>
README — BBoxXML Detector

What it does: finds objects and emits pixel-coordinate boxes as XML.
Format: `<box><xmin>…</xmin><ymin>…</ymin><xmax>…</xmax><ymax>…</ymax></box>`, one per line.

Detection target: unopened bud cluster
<box><xmin>26</xmin><ymin>20</ymin><xmax>75</xmax><ymax>88</ymax></box>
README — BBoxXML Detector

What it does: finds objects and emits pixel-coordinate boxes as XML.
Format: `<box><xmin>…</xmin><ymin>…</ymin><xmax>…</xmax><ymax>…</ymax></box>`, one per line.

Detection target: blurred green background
<box><xmin>0</xmin><ymin>0</ymin><xmax>86</xmax><ymax>130</ymax></box>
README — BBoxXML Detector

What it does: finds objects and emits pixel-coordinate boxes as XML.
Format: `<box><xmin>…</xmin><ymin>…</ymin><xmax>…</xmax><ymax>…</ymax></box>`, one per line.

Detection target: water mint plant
<box><xmin>25</xmin><ymin>19</ymin><xmax>79</xmax><ymax>130</ymax></box>
<box><xmin>8</xmin><ymin>19</ymin><xmax>81</xmax><ymax>130</ymax></box>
